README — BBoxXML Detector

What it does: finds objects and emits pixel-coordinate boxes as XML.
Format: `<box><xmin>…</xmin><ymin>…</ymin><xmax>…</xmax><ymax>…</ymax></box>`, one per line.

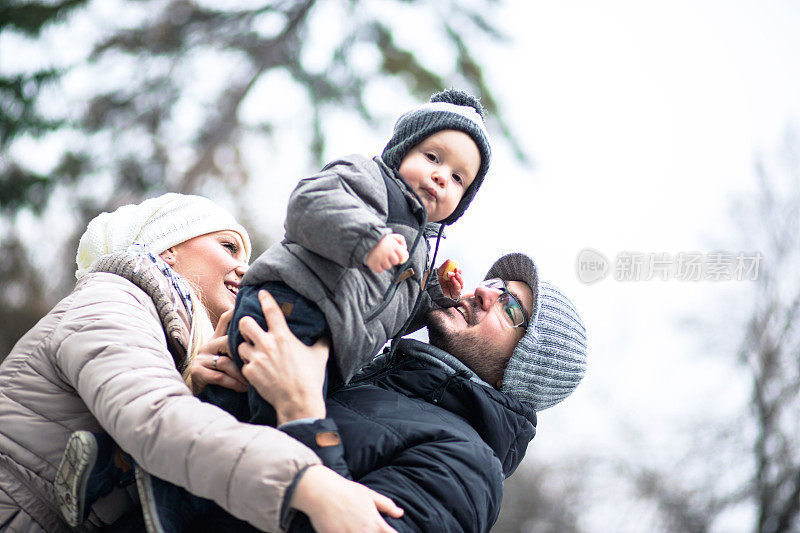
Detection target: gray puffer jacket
<box><xmin>0</xmin><ymin>253</ymin><xmax>321</xmax><ymax>532</ymax></box>
<box><xmin>244</xmin><ymin>154</ymin><xmax>453</xmax><ymax>382</ymax></box>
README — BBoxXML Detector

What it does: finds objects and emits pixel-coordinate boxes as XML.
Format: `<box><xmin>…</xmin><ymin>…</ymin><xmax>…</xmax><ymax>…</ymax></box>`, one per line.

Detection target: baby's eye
<box><xmin>425</xmin><ymin>153</ymin><xmax>438</xmax><ymax>163</ymax></box>
<box><xmin>452</xmin><ymin>173</ymin><xmax>463</xmax><ymax>185</ymax></box>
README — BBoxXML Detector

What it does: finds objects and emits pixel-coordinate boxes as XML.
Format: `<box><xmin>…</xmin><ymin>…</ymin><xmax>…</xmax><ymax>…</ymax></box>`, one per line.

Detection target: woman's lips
<box><xmin>224</xmin><ymin>281</ymin><xmax>239</xmax><ymax>296</ymax></box>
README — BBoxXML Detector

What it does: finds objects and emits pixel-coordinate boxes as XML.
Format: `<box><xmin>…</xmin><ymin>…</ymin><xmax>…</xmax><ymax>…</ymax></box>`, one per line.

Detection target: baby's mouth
<box><xmin>421</xmin><ymin>187</ymin><xmax>437</xmax><ymax>202</ymax></box>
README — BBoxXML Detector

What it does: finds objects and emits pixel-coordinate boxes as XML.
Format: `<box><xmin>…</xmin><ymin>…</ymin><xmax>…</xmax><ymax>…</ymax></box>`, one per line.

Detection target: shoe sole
<box><xmin>54</xmin><ymin>431</ymin><xmax>97</xmax><ymax>528</ymax></box>
<box><xmin>136</xmin><ymin>467</ymin><xmax>166</xmax><ymax>533</ymax></box>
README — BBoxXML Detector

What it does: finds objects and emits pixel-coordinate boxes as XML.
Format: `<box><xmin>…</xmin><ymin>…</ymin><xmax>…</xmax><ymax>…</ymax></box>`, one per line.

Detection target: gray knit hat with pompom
<box><xmin>485</xmin><ymin>253</ymin><xmax>588</xmax><ymax>411</ymax></box>
<box><xmin>381</xmin><ymin>89</ymin><xmax>491</xmax><ymax>225</ymax></box>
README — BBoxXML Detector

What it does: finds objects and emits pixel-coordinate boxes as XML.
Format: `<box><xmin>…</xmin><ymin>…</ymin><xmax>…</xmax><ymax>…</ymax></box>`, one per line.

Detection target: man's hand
<box><xmin>291</xmin><ymin>465</ymin><xmax>403</xmax><ymax>533</ymax></box>
<box><xmin>238</xmin><ymin>290</ymin><xmax>329</xmax><ymax>425</ymax></box>
<box><xmin>365</xmin><ymin>233</ymin><xmax>409</xmax><ymax>273</ymax></box>
<box><xmin>437</xmin><ymin>259</ymin><xmax>463</xmax><ymax>300</ymax></box>
<box><xmin>188</xmin><ymin>309</ymin><xmax>248</xmax><ymax>394</ymax></box>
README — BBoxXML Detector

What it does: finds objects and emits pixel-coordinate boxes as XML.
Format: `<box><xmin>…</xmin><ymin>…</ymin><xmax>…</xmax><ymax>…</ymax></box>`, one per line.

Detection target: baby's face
<box><xmin>398</xmin><ymin>129</ymin><xmax>480</xmax><ymax>223</ymax></box>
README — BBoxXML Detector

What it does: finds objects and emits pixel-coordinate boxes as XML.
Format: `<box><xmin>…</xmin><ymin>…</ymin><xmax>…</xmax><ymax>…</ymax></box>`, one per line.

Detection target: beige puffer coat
<box><xmin>0</xmin><ymin>253</ymin><xmax>321</xmax><ymax>532</ymax></box>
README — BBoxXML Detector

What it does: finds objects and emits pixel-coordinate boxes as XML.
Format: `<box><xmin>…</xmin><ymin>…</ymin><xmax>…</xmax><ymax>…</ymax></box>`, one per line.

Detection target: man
<box><xmin>279</xmin><ymin>252</ymin><xmax>588</xmax><ymax>532</ymax></box>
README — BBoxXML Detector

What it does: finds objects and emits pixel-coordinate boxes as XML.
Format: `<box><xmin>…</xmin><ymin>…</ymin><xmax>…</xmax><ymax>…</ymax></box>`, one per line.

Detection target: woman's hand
<box><xmin>189</xmin><ymin>309</ymin><xmax>248</xmax><ymax>395</ymax></box>
<box><xmin>291</xmin><ymin>465</ymin><xmax>403</xmax><ymax>533</ymax></box>
<box><xmin>237</xmin><ymin>290</ymin><xmax>329</xmax><ymax>425</ymax></box>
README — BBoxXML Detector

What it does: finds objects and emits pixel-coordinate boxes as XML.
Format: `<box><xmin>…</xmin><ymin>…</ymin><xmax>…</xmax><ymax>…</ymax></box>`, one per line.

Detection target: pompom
<box><xmin>429</xmin><ymin>88</ymin><xmax>485</xmax><ymax>120</ymax></box>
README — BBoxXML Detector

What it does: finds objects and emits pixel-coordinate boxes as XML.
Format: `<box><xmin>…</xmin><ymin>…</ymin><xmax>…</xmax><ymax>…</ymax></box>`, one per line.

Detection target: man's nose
<box><xmin>473</xmin><ymin>285</ymin><xmax>500</xmax><ymax>310</ymax></box>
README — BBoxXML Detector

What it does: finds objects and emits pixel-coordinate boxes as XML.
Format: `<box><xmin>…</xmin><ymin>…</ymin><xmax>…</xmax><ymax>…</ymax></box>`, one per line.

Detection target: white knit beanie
<box><xmin>485</xmin><ymin>253</ymin><xmax>588</xmax><ymax>411</ymax></box>
<box><xmin>76</xmin><ymin>193</ymin><xmax>251</xmax><ymax>279</ymax></box>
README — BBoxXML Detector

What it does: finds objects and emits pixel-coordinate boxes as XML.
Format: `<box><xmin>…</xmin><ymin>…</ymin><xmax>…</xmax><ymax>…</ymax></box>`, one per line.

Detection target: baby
<box><xmin>211</xmin><ymin>88</ymin><xmax>492</xmax><ymax>426</ymax></box>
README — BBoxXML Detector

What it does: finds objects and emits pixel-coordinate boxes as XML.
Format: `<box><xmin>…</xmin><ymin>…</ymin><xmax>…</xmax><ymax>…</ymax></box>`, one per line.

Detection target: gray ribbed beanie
<box><xmin>381</xmin><ymin>89</ymin><xmax>491</xmax><ymax>225</ymax></box>
<box><xmin>485</xmin><ymin>253</ymin><xmax>588</xmax><ymax>411</ymax></box>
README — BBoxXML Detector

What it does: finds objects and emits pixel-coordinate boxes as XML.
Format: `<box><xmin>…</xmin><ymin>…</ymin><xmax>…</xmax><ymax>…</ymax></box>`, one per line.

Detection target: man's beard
<box><xmin>426</xmin><ymin>306</ymin><xmax>504</xmax><ymax>386</ymax></box>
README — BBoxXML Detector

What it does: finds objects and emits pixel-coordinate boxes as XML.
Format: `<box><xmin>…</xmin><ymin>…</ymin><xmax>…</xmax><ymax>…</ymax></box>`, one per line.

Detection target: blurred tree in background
<box><xmin>732</xmin><ymin>133</ymin><xmax>800</xmax><ymax>533</ymax></box>
<box><xmin>493</xmin><ymin>461</ymin><xmax>584</xmax><ymax>532</ymax></box>
<box><xmin>0</xmin><ymin>0</ymin><xmax>527</xmax><ymax>357</ymax></box>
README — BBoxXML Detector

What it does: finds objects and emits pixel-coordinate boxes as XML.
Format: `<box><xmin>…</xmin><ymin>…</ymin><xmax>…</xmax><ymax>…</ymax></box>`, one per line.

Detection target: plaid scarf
<box><xmin>127</xmin><ymin>242</ymin><xmax>194</xmax><ymax>318</ymax></box>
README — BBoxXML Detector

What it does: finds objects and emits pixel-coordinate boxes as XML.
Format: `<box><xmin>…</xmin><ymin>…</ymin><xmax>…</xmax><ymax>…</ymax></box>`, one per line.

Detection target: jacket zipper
<box><xmin>364</xmin><ymin>165</ymin><xmax>430</xmax><ymax>324</ymax></box>
<box><xmin>364</xmin><ymin>276</ymin><xmax>403</xmax><ymax>322</ymax></box>
<box><xmin>430</xmin><ymin>372</ymin><xmax>465</xmax><ymax>404</ymax></box>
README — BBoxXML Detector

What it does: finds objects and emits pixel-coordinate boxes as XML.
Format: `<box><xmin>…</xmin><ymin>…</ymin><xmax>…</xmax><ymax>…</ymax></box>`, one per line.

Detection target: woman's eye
<box><xmin>223</xmin><ymin>242</ymin><xmax>239</xmax><ymax>254</ymax></box>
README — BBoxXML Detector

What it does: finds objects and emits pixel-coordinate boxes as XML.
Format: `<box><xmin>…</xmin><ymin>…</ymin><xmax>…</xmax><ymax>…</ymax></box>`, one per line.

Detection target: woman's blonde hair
<box><xmin>181</xmin><ymin>282</ymin><xmax>216</xmax><ymax>390</ymax></box>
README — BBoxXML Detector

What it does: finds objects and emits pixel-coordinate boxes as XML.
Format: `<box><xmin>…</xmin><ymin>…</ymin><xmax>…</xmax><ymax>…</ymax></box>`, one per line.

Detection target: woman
<box><xmin>0</xmin><ymin>193</ymin><xmax>399</xmax><ymax>532</ymax></box>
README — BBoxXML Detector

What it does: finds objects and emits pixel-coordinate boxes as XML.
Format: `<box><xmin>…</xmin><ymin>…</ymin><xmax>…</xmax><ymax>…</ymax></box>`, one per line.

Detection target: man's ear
<box><xmin>160</xmin><ymin>247</ymin><xmax>177</xmax><ymax>265</ymax></box>
<box><xmin>495</xmin><ymin>378</ymin><xmax>503</xmax><ymax>389</ymax></box>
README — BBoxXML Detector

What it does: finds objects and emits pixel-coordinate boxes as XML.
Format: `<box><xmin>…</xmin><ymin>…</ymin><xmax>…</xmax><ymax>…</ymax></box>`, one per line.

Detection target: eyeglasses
<box><xmin>479</xmin><ymin>278</ymin><xmax>530</xmax><ymax>329</ymax></box>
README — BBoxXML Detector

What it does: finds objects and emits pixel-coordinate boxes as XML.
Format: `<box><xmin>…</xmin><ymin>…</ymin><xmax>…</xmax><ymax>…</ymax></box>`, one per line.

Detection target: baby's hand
<box><xmin>365</xmin><ymin>233</ymin><xmax>409</xmax><ymax>273</ymax></box>
<box><xmin>438</xmin><ymin>259</ymin><xmax>463</xmax><ymax>300</ymax></box>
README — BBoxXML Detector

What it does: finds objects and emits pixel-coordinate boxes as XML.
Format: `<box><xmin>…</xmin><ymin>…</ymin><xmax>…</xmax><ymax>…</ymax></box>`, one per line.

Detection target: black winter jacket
<box><xmin>284</xmin><ymin>339</ymin><xmax>537</xmax><ymax>533</ymax></box>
